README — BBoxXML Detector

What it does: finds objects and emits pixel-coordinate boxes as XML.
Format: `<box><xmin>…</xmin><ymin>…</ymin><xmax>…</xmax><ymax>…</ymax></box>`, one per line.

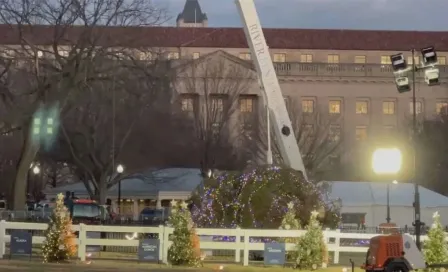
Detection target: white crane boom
<box><xmin>235</xmin><ymin>0</ymin><xmax>308</xmax><ymax>179</ymax></box>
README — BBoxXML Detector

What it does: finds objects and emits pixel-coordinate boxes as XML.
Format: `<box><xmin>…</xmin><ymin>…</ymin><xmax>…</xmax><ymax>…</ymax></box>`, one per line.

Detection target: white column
<box><xmin>156</xmin><ymin>199</ymin><xmax>162</xmax><ymax>209</ymax></box>
<box><xmin>133</xmin><ymin>200</ymin><xmax>139</xmax><ymax>220</ymax></box>
<box><xmin>112</xmin><ymin>200</ymin><xmax>118</xmax><ymax>214</ymax></box>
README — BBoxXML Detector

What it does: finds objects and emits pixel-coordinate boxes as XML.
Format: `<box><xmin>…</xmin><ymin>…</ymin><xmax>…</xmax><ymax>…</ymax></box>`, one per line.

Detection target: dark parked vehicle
<box><xmin>139</xmin><ymin>207</ymin><xmax>169</xmax><ymax>225</ymax></box>
<box><xmin>67</xmin><ymin>199</ymin><xmax>113</xmax><ymax>225</ymax></box>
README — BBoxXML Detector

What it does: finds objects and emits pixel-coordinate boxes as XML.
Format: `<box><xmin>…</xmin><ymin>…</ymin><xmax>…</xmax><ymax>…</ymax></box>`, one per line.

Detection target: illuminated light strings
<box><xmin>126</xmin><ymin>232</ymin><xmax>138</xmax><ymax>240</ymax></box>
<box><xmin>191</xmin><ymin>166</ymin><xmax>336</xmax><ymax>242</ymax></box>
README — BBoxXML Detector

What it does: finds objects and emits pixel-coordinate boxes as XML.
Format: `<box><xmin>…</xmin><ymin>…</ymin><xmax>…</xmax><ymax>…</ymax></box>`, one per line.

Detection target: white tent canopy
<box><xmin>324</xmin><ymin>181</ymin><xmax>448</xmax><ymax>227</ymax></box>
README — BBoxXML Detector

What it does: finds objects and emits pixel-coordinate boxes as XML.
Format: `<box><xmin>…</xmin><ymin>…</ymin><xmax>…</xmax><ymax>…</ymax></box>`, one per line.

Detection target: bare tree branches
<box><xmin>249</xmin><ymin>98</ymin><xmax>343</xmax><ymax>181</ymax></box>
<box><xmin>55</xmin><ymin>58</ymin><xmax>175</xmax><ymax>203</ymax></box>
<box><xmin>173</xmin><ymin>53</ymin><xmax>255</xmax><ymax>172</ymax></box>
<box><xmin>0</xmin><ymin>133</ymin><xmax>21</xmax><ymax>199</ymax></box>
<box><xmin>413</xmin><ymin>112</ymin><xmax>448</xmax><ymax>194</ymax></box>
<box><xmin>0</xmin><ymin>0</ymin><xmax>169</xmax><ymax>208</ymax></box>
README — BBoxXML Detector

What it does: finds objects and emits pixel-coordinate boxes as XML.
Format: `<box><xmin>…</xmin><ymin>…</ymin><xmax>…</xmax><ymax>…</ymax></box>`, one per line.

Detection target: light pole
<box><xmin>372</xmin><ymin>148</ymin><xmax>402</xmax><ymax>224</ymax></box>
<box><xmin>27</xmin><ymin>163</ymin><xmax>41</xmax><ymax>198</ymax></box>
<box><xmin>116</xmin><ymin>164</ymin><xmax>124</xmax><ymax>213</ymax></box>
<box><xmin>390</xmin><ymin>47</ymin><xmax>439</xmax><ymax>250</ymax></box>
<box><xmin>386</xmin><ymin>180</ymin><xmax>399</xmax><ymax>223</ymax></box>
<box><xmin>410</xmin><ymin>49</ymin><xmax>423</xmax><ymax>251</ymax></box>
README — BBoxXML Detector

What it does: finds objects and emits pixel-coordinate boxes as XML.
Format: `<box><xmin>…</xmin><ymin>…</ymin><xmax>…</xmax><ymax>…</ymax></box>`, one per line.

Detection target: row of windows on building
<box><xmin>305</xmin><ymin>100</ymin><xmax>433</xmax><ymax>115</ymax></box>
<box><xmin>4</xmin><ymin>47</ymin><xmax>446</xmax><ymax>65</ymax></box>
<box><xmin>302</xmin><ymin>120</ymin><xmax>403</xmax><ymax>142</ymax></box>
<box><xmin>322</xmin><ymin>124</ymin><xmax>398</xmax><ymax>142</ymax></box>
<box><xmin>238</xmin><ymin>53</ymin><xmax>447</xmax><ymax>65</ymax></box>
<box><xmin>169</xmin><ymin>51</ymin><xmax>447</xmax><ymax>65</ymax></box>
<box><xmin>179</xmin><ymin>96</ymin><xmax>416</xmax><ymax>143</ymax></box>
<box><xmin>180</xmin><ymin>96</ymin><xmax>448</xmax><ymax>116</ymax></box>
<box><xmin>301</xmin><ymin>123</ymin><xmax>385</xmax><ymax>142</ymax></box>
<box><xmin>153</xmin><ymin>51</ymin><xmax>448</xmax><ymax>65</ymax></box>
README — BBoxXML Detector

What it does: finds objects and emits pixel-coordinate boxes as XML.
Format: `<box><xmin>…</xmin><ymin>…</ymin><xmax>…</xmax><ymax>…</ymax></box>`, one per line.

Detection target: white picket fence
<box><xmin>0</xmin><ymin>220</ymin><xmax>437</xmax><ymax>266</ymax></box>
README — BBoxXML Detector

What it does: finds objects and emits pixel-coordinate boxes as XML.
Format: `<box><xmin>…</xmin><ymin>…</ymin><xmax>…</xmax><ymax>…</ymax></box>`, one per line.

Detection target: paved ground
<box><xmin>0</xmin><ymin>260</ymin><xmax>360</xmax><ymax>272</ymax></box>
<box><xmin>0</xmin><ymin>260</ymin><xmax>204</xmax><ymax>271</ymax></box>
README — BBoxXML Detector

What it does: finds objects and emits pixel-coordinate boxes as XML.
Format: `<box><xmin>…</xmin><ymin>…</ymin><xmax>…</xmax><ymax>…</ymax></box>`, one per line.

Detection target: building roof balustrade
<box><xmin>273</xmin><ymin>63</ymin><xmax>448</xmax><ymax>78</ymax></box>
<box><xmin>4</xmin><ymin>56</ymin><xmax>448</xmax><ymax>80</ymax></box>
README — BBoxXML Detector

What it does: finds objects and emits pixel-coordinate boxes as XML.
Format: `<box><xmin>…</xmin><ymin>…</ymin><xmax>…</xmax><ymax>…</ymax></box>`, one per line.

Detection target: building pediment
<box><xmin>174</xmin><ymin>50</ymin><xmax>256</xmax><ymax>79</ymax></box>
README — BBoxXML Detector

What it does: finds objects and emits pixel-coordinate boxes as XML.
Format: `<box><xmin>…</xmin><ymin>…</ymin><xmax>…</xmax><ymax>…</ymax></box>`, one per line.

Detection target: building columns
<box><xmin>132</xmin><ymin>200</ymin><xmax>138</xmax><ymax>220</ymax></box>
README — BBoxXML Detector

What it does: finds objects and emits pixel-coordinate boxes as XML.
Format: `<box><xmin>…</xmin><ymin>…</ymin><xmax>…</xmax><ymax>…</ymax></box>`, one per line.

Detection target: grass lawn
<box><xmin>0</xmin><ymin>259</ymin><xmax>364</xmax><ymax>272</ymax></box>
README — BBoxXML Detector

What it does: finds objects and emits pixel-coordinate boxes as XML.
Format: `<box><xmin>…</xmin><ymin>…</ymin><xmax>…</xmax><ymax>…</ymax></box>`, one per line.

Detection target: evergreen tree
<box><xmin>280</xmin><ymin>201</ymin><xmax>301</xmax><ymax>230</ymax></box>
<box><xmin>190</xmin><ymin>166</ymin><xmax>339</xmax><ymax>229</ymax></box>
<box><xmin>279</xmin><ymin>201</ymin><xmax>301</xmax><ymax>261</ymax></box>
<box><xmin>167</xmin><ymin>200</ymin><xmax>202</xmax><ymax>267</ymax></box>
<box><xmin>296</xmin><ymin>210</ymin><xmax>328</xmax><ymax>269</ymax></box>
<box><xmin>42</xmin><ymin>193</ymin><xmax>76</xmax><ymax>263</ymax></box>
<box><xmin>424</xmin><ymin>211</ymin><xmax>448</xmax><ymax>269</ymax></box>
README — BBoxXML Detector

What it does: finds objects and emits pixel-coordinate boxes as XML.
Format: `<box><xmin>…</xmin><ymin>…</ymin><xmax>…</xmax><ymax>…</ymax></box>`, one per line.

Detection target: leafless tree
<box><xmin>0</xmin><ymin>54</ymin><xmax>32</xmax><ymax>203</ymax></box>
<box><xmin>30</xmin><ymin>155</ymin><xmax>79</xmax><ymax>193</ymax></box>
<box><xmin>56</xmin><ymin>64</ymin><xmax>174</xmax><ymax>203</ymax></box>
<box><xmin>249</xmin><ymin>98</ymin><xmax>344</xmax><ymax>181</ymax></box>
<box><xmin>173</xmin><ymin>52</ymin><xmax>256</xmax><ymax>172</ymax></box>
<box><xmin>0</xmin><ymin>134</ymin><xmax>21</xmax><ymax>200</ymax></box>
<box><xmin>0</xmin><ymin>0</ymin><xmax>168</xmax><ymax>208</ymax></box>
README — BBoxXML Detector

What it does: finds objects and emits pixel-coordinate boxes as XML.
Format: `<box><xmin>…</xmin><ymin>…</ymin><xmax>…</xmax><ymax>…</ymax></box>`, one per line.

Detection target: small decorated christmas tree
<box><xmin>42</xmin><ymin>193</ymin><xmax>77</xmax><ymax>263</ymax></box>
<box><xmin>296</xmin><ymin>210</ymin><xmax>327</xmax><ymax>270</ymax></box>
<box><xmin>279</xmin><ymin>201</ymin><xmax>301</xmax><ymax>261</ymax></box>
<box><xmin>167</xmin><ymin>200</ymin><xmax>202</xmax><ymax>267</ymax></box>
<box><xmin>280</xmin><ymin>201</ymin><xmax>301</xmax><ymax>231</ymax></box>
<box><xmin>424</xmin><ymin>211</ymin><xmax>448</xmax><ymax>269</ymax></box>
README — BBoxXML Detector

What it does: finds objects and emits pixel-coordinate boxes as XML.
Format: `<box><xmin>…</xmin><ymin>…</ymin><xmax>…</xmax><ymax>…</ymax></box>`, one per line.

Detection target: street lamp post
<box><xmin>372</xmin><ymin>148</ymin><xmax>402</xmax><ymax>225</ymax></box>
<box><xmin>116</xmin><ymin>164</ymin><xmax>124</xmax><ymax>213</ymax></box>
<box><xmin>386</xmin><ymin>183</ymin><xmax>390</xmax><ymax>223</ymax></box>
<box><xmin>27</xmin><ymin>164</ymin><xmax>41</xmax><ymax>197</ymax></box>
<box><xmin>386</xmin><ymin>180</ymin><xmax>399</xmax><ymax>224</ymax></box>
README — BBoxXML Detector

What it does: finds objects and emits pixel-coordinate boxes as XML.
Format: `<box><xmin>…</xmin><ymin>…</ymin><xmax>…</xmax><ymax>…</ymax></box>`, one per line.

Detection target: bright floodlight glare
<box><xmin>32</xmin><ymin>165</ymin><xmax>40</xmax><ymax>174</ymax></box>
<box><xmin>116</xmin><ymin>164</ymin><xmax>124</xmax><ymax>173</ymax></box>
<box><xmin>372</xmin><ymin>148</ymin><xmax>402</xmax><ymax>174</ymax></box>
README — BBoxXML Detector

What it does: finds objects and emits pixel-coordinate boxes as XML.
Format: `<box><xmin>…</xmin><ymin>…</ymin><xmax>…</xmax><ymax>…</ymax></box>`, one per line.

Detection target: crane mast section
<box><xmin>235</xmin><ymin>0</ymin><xmax>307</xmax><ymax>179</ymax></box>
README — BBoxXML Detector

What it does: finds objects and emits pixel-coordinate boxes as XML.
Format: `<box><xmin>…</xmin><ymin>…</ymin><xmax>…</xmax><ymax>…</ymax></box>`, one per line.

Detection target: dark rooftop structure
<box><xmin>1</xmin><ymin>24</ymin><xmax>448</xmax><ymax>51</ymax></box>
<box><xmin>176</xmin><ymin>0</ymin><xmax>208</xmax><ymax>27</ymax></box>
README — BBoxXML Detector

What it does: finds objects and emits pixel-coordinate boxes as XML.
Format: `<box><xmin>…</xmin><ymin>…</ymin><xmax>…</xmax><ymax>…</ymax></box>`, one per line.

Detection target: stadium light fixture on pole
<box><xmin>389</xmin><ymin>46</ymin><xmax>439</xmax><ymax>250</ymax></box>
